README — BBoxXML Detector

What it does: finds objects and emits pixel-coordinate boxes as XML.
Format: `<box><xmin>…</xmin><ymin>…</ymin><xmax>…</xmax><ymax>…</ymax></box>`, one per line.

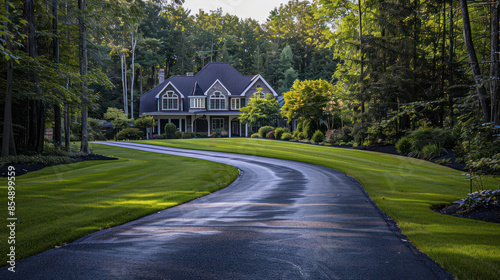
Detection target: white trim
<box><xmin>240</xmin><ymin>75</ymin><xmax>278</xmax><ymax>97</ymax></box>
<box><xmin>161</xmin><ymin>91</ymin><xmax>180</xmax><ymax>110</ymax></box>
<box><xmin>204</xmin><ymin>79</ymin><xmax>232</xmax><ymax>96</ymax></box>
<box><xmin>231</xmin><ymin>98</ymin><xmax>241</xmax><ymax>110</ymax></box>
<box><xmin>188</xmin><ymin>96</ymin><xmax>207</xmax><ymax>98</ymax></box>
<box><xmin>211</xmin><ymin>117</ymin><xmax>224</xmax><ymax>131</ymax></box>
<box><xmin>154</xmin><ymin>81</ymin><xmax>185</xmax><ymax>98</ymax></box>
<box><xmin>209</xmin><ymin>91</ymin><xmax>227</xmax><ymax>110</ymax></box>
<box><xmin>190</xmin><ymin>97</ymin><xmax>206</xmax><ymax>109</ymax></box>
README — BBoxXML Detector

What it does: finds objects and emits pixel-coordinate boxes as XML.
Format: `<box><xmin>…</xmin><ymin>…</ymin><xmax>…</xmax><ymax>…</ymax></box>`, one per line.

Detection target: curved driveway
<box><xmin>2</xmin><ymin>142</ymin><xmax>452</xmax><ymax>279</ymax></box>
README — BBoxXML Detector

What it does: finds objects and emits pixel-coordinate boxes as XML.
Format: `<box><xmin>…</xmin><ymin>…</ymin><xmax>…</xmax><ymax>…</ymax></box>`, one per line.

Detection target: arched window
<box><xmin>210</xmin><ymin>91</ymin><xmax>226</xmax><ymax>110</ymax></box>
<box><xmin>254</xmin><ymin>91</ymin><xmax>265</xmax><ymax>99</ymax></box>
<box><xmin>162</xmin><ymin>91</ymin><xmax>179</xmax><ymax>110</ymax></box>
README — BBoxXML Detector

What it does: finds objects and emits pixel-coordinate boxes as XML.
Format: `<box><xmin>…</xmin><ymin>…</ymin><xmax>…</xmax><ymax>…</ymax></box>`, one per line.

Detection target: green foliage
<box><xmin>251</xmin><ymin>133</ymin><xmax>260</xmax><ymax>138</ymax></box>
<box><xmin>104</xmin><ymin>108</ymin><xmax>132</xmax><ymax>133</ymax></box>
<box><xmin>281</xmin><ymin>132</ymin><xmax>293</xmax><ymax>141</ymax></box>
<box><xmin>297</xmin><ymin>132</ymin><xmax>307</xmax><ymax>140</ymax></box>
<box><xmin>115</xmin><ymin>128</ymin><xmax>143</xmax><ymax>141</ymax></box>
<box><xmin>164</xmin><ymin>123</ymin><xmax>179</xmax><ymax>139</ymax></box>
<box><xmin>181</xmin><ymin>132</ymin><xmax>195</xmax><ymax>139</ymax></box>
<box><xmin>281</xmin><ymin>79</ymin><xmax>334</xmax><ymax>126</ymax></box>
<box><xmin>134</xmin><ymin>114</ymin><xmax>157</xmax><ymax>136</ymax></box>
<box><xmin>0</xmin><ymin>155</ymin><xmax>75</xmax><ymax>165</ymax></box>
<box><xmin>274</xmin><ymin>127</ymin><xmax>290</xmax><ymax>140</ymax></box>
<box><xmin>239</xmin><ymin>90</ymin><xmax>280</xmax><ymax>128</ymax></box>
<box><xmin>421</xmin><ymin>143</ymin><xmax>443</xmax><ymax>160</ymax></box>
<box><xmin>311</xmin><ymin>130</ymin><xmax>325</xmax><ymax>143</ymax></box>
<box><xmin>258</xmin><ymin>126</ymin><xmax>275</xmax><ymax>138</ymax></box>
<box><xmin>88</xmin><ymin>118</ymin><xmax>106</xmax><ymax>141</ymax></box>
<box><xmin>409</xmin><ymin>127</ymin><xmax>456</xmax><ymax>151</ymax></box>
<box><xmin>395</xmin><ymin>137</ymin><xmax>412</xmax><ymax>156</ymax></box>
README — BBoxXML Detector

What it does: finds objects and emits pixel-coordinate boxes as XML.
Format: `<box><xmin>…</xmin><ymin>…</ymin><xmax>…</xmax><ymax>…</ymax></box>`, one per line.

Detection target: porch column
<box><xmin>245</xmin><ymin>124</ymin><xmax>248</xmax><ymax>137</ymax></box>
<box><xmin>239</xmin><ymin>121</ymin><xmax>242</xmax><ymax>138</ymax></box>
<box><xmin>208</xmin><ymin>116</ymin><xmax>211</xmax><ymax>135</ymax></box>
<box><xmin>191</xmin><ymin>118</ymin><xmax>195</xmax><ymax>133</ymax></box>
<box><xmin>228</xmin><ymin>117</ymin><xmax>232</xmax><ymax>138</ymax></box>
<box><xmin>168</xmin><ymin>119</ymin><xmax>171</xmax><ymax>124</ymax></box>
<box><xmin>184</xmin><ymin>117</ymin><xmax>187</xmax><ymax>132</ymax></box>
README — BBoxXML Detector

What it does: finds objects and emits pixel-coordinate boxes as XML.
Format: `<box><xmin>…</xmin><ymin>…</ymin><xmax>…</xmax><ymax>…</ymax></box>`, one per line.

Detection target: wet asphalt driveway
<box><xmin>1</xmin><ymin>142</ymin><xmax>453</xmax><ymax>279</ymax></box>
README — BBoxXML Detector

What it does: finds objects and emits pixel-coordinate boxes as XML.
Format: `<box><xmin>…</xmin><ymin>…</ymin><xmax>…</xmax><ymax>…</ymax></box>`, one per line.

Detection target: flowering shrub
<box><xmin>268</xmin><ymin>131</ymin><xmax>275</xmax><ymax>139</ymax></box>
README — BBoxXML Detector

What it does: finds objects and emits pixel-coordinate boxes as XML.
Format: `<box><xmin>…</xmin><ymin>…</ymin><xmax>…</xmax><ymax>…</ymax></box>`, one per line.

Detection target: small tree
<box><xmin>134</xmin><ymin>114</ymin><xmax>157</xmax><ymax>138</ymax></box>
<box><xmin>104</xmin><ymin>107</ymin><xmax>132</xmax><ymax>134</ymax></box>
<box><xmin>281</xmin><ymin>79</ymin><xmax>334</xmax><ymax>128</ymax></box>
<box><xmin>239</xmin><ymin>89</ymin><xmax>280</xmax><ymax>129</ymax></box>
<box><xmin>164</xmin><ymin>123</ymin><xmax>178</xmax><ymax>139</ymax></box>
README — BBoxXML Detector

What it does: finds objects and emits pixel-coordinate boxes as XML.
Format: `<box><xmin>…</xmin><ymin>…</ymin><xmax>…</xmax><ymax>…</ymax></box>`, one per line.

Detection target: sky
<box><xmin>181</xmin><ymin>0</ymin><xmax>291</xmax><ymax>23</ymax></box>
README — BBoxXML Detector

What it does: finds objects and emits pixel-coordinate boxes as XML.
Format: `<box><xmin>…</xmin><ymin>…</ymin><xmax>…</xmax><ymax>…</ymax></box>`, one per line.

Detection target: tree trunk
<box><xmin>79</xmin><ymin>0</ymin><xmax>90</xmax><ymax>154</ymax></box>
<box><xmin>53</xmin><ymin>0</ymin><xmax>62</xmax><ymax>147</ymax></box>
<box><xmin>490</xmin><ymin>0</ymin><xmax>500</xmax><ymax>124</ymax></box>
<box><xmin>459</xmin><ymin>0</ymin><xmax>490</xmax><ymax>122</ymax></box>
<box><xmin>448</xmin><ymin>0</ymin><xmax>455</xmax><ymax>127</ymax></box>
<box><xmin>64</xmin><ymin>101</ymin><xmax>70</xmax><ymax>151</ymax></box>
<box><xmin>25</xmin><ymin>0</ymin><xmax>45</xmax><ymax>154</ymax></box>
<box><xmin>2</xmin><ymin>3</ymin><xmax>16</xmax><ymax>156</ymax></box>
<box><xmin>130</xmin><ymin>29</ymin><xmax>137</xmax><ymax>119</ymax></box>
<box><xmin>358</xmin><ymin>0</ymin><xmax>364</xmax><ymax>115</ymax></box>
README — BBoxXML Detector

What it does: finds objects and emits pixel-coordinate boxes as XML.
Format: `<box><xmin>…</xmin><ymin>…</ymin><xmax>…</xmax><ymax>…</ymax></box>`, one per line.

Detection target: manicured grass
<box><xmin>135</xmin><ymin>138</ymin><xmax>500</xmax><ymax>280</ymax></box>
<box><xmin>0</xmin><ymin>144</ymin><xmax>238</xmax><ymax>263</ymax></box>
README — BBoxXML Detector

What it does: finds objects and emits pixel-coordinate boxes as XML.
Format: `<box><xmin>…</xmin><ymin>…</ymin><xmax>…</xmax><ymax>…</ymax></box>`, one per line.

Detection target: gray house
<box><xmin>139</xmin><ymin>63</ymin><xmax>278</xmax><ymax>137</ymax></box>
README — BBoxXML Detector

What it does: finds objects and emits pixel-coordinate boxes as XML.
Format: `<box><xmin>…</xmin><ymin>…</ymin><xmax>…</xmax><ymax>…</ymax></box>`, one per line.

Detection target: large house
<box><xmin>139</xmin><ymin>63</ymin><xmax>278</xmax><ymax>137</ymax></box>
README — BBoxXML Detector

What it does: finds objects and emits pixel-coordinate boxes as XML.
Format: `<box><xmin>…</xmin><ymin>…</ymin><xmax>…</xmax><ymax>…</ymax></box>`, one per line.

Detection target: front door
<box><xmin>231</xmin><ymin>119</ymin><xmax>240</xmax><ymax>137</ymax></box>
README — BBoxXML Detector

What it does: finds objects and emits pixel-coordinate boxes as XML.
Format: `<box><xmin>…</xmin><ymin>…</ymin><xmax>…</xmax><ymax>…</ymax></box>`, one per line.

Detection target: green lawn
<box><xmin>134</xmin><ymin>138</ymin><xmax>500</xmax><ymax>280</ymax></box>
<box><xmin>0</xmin><ymin>143</ymin><xmax>238</xmax><ymax>263</ymax></box>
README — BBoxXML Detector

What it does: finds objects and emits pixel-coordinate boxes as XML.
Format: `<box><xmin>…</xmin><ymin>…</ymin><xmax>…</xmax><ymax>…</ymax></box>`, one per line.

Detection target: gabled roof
<box><xmin>204</xmin><ymin>79</ymin><xmax>232</xmax><ymax>96</ymax></box>
<box><xmin>241</xmin><ymin>74</ymin><xmax>278</xmax><ymax>97</ymax></box>
<box><xmin>139</xmin><ymin>63</ymin><xmax>273</xmax><ymax>115</ymax></box>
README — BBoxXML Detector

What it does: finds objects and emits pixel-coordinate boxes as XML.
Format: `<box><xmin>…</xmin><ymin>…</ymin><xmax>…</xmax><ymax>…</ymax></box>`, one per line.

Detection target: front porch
<box><xmin>150</xmin><ymin>112</ymin><xmax>248</xmax><ymax>138</ymax></box>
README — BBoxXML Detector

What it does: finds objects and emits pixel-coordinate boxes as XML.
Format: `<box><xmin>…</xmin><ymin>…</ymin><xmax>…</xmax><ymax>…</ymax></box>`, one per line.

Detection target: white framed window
<box><xmin>190</xmin><ymin>98</ymin><xmax>205</xmax><ymax>109</ymax></box>
<box><xmin>212</xmin><ymin>118</ymin><xmax>224</xmax><ymax>130</ymax></box>
<box><xmin>162</xmin><ymin>91</ymin><xmax>179</xmax><ymax>110</ymax></box>
<box><xmin>254</xmin><ymin>91</ymin><xmax>265</xmax><ymax>99</ymax></box>
<box><xmin>210</xmin><ymin>91</ymin><xmax>226</xmax><ymax>110</ymax></box>
<box><xmin>231</xmin><ymin>98</ymin><xmax>241</xmax><ymax>110</ymax></box>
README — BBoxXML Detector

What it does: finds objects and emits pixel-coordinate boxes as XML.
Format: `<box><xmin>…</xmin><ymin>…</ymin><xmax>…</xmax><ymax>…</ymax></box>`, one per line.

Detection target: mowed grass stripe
<box><xmin>0</xmin><ymin>144</ymin><xmax>239</xmax><ymax>263</ymax></box>
<box><xmin>134</xmin><ymin>138</ymin><xmax>500</xmax><ymax>280</ymax></box>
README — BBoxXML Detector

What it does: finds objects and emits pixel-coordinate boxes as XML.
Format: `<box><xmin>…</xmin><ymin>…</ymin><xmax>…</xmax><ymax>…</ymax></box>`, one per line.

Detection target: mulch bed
<box><xmin>0</xmin><ymin>154</ymin><xmax>117</xmax><ymax>177</ymax></box>
<box><xmin>434</xmin><ymin>204</ymin><xmax>500</xmax><ymax>223</ymax></box>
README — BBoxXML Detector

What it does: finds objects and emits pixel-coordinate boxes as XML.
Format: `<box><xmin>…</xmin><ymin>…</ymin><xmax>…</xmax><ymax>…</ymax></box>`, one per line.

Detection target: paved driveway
<box><xmin>1</xmin><ymin>142</ymin><xmax>453</xmax><ymax>279</ymax></box>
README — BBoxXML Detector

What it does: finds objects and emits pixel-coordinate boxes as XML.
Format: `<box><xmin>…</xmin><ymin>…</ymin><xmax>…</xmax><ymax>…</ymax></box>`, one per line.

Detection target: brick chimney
<box><xmin>159</xmin><ymin>69</ymin><xmax>165</xmax><ymax>84</ymax></box>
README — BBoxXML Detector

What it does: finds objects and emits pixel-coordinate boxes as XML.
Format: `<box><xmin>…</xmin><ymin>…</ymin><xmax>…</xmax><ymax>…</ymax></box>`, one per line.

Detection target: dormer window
<box><xmin>162</xmin><ymin>91</ymin><xmax>179</xmax><ymax>110</ymax></box>
<box><xmin>210</xmin><ymin>91</ymin><xmax>226</xmax><ymax>110</ymax></box>
<box><xmin>190</xmin><ymin>98</ymin><xmax>205</xmax><ymax>109</ymax></box>
<box><xmin>254</xmin><ymin>92</ymin><xmax>265</xmax><ymax>99</ymax></box>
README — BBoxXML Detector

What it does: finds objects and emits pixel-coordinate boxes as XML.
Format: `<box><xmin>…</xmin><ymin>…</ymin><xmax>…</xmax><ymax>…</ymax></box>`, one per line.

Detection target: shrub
<box><xmin>116</xmin><ymin>128</ymin><xmax>143</xmax><ymax>140</ymax></box>
<box><xmin>340</xmin><ymin>126</ymin><xmax>354</xmax><ymax>142</ymax></box>
<box><xmin>281</xmin><ymin>132</ymin><xmax>293</xmax><ymax>140</ymax></box>
<box><xmin>421</xmin><ymin>143</ymin><xmax>443</xmax><ymax>160</ymax></box>
<box><xmin>181</xmin><ymin>132</ymin><xmax>195</xmax><ymax>139</ymax></box>
<box><xmin>267</xmin><ymin>130</ymin><xmax>276</xmax><ymax>139</ymax></box>
<box><xmin>251</xmin><ymin>133</ymin><xmax>260</xmax><ymax>138</ymax></box>
<box><xmin>174</xmin><ymin>131</ymin><xmax>182</xmax><ymax>139</ymax></box>
<box><xmin>296</xmin><ymin>119</ymin><xmax>303</xmax><ymax>132</ymax></box>
<box><xmin>395</xmin><ymin>137</ymin><xmax>413</xmax><ymax>156</ymax></box>
<box><xmin>311</xmin><ymin>130</ymin><xmax>325</xmax><ymax>143</ymax></box>
<box><xmin>297</xmin><ymin>132</ymin><xmax>307</xmax><ymax>140</ymax></box>
<box><xmin>409</xmin><ymin>127</ymin><xmax>456</xmax><ymax>151</ymax></box>
<box><xmin>164</xmin><ymin>123</ymin><xmax>178</xmax><ymax>139</ymax></box>
<box><xmin>274</xmin><ymin>127</ymin><xmax>290</xmax><ymax>140</ymax></box>
<box><xmin>0</xmin><ymin>155</ymin><xmax>76</xmax><ymax>165</ymax></box>
<box><xmin>210</xmin><ymin>132</ymin><xmax>218</xmax><ymax>138</ymax></box>
<box><xmin>258</xmin><ymin>126</ymin><xmax>275</xmax><ymax>138</ymax></box>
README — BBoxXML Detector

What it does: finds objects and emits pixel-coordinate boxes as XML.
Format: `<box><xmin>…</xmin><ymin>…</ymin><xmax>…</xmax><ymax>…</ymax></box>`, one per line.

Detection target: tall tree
<box><xmin>79</xmin><ymin>0</ymin><xmax>90</xmax><ymax>154</ymax></box>
<box><xmin>459</xmin><ymin>0</ymin><xmax>491</xmax><ymax>122</ymax></box>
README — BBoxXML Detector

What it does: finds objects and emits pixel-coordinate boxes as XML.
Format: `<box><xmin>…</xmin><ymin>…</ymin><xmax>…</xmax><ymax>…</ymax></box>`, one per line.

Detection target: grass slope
<box><xmin>134</xmin><ymin>138</ymin><xmax>500</xmax><ymax>280</ymax></box>
<box><xmin>0</xmin><ymin>144</ymin><xmax>238</xmax><ymax>263</ymax></box>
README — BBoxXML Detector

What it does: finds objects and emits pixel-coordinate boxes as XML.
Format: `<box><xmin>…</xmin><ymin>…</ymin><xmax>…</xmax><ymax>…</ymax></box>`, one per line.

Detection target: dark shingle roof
<box><xmin>139</xmin><ymin>63</ymin><xmax>254</xmax><ymax>114</ymax></box>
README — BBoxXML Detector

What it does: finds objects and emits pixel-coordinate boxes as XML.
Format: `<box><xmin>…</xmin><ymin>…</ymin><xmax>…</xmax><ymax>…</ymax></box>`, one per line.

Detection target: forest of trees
<box><xmin>0</xmin><ymin>0</ymin><xmax>499</xmax><ymax>168</ymax></box>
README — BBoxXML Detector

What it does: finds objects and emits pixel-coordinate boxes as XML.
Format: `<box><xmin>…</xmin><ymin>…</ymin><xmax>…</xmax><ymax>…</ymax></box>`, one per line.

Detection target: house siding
<box><xmin>244</xmin><ymin>78</ymin><xmax>274</xmax><ymax>104</ymax></box>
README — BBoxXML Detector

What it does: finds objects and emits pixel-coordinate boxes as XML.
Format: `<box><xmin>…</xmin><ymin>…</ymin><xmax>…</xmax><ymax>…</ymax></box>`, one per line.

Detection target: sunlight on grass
<box><xmin>0</xmin><ymin>144</ymin><xmax>238</xmax><ymax>263</ymax></box>
<box><xmin>134</xmin><ymin>138</ymin><xmax>500</xmax><ymax>280</ymax></box>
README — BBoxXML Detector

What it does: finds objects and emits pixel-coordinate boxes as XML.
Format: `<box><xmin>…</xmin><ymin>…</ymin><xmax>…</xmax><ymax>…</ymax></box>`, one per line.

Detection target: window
<box><xmin>190</xmin><ymin>98</ymin><xmax>205</xmax><ymax>109</ymax></box>
<box><xmin>254</xmin><ymin>91</ymin><xmax>265</xmax><ymax>99</ymax></box>
<box><xmin>210</xmin><ymin>91</ymin><xmax>226</xmax><ymax>110</ymax></box>
<box><xmin>212</xmin><ymin>118</ymin><xmax>224</xmax><ymax>130</ymax></box>
<box><xmin>162</xmin><ymin>91</ymin><xmax>179</xmax><ymax>110</ymax></box>
<box><xmin>231</xmin><ymin>98</ymin><xmax>241</xmax><ymax>110</ymax></box>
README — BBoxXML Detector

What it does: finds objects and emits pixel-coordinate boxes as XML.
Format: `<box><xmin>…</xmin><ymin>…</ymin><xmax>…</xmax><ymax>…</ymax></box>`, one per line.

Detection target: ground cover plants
<box><xmin>135</xmin><ymin>138</ymin><xmax>500</xmax><ymax>280</ymax></box>
<box><xmin>0</xmin><ymin>143</ymin><xmax>238</xmax><ymax>263</ymax></box>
